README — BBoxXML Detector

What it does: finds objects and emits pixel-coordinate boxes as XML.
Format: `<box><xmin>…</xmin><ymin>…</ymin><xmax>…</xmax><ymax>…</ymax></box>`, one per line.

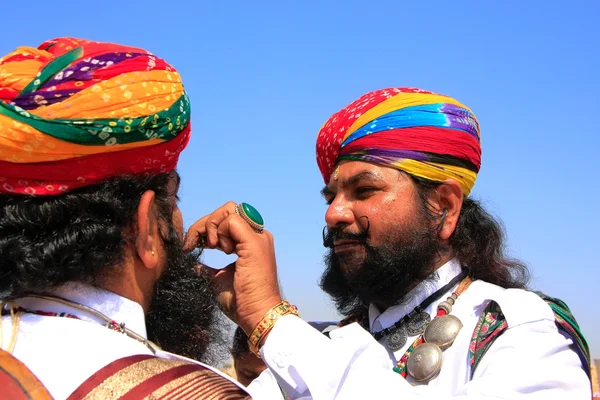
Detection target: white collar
<box><xmin>368</xmin><ymin>259</ymin><xmax>463</xmax><ymax>332</ymax></box>
<box><xmin>13</xmin><ymin>282</ymin><xmax>148</xmax><ymax>339</ymax></box>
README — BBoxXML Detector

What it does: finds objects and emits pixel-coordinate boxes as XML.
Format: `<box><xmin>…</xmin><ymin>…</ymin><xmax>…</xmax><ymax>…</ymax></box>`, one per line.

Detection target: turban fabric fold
<box><xmin>0</xmin><ymin>37</ymin><xmax>190</xmax><ymax>195</ymax></box>
<box><xmin>316</xmin><ymin>88</ymin><xmax>481</xmax><ymax>196</ymax></box>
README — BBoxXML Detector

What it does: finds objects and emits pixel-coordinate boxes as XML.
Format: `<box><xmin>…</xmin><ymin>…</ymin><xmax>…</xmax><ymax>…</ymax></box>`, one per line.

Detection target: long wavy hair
<box><xmin>411</xmin><ymin>175</ymin><xmax>530</xmax><ymax>289</ymax></box>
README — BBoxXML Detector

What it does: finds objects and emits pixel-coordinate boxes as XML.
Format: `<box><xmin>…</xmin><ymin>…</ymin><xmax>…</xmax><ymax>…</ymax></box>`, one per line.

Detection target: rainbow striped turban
<box><xmin>0</xmin><ymin>37</ymin><xmax>191</xmax><ymax>195</ymax></box>
<box><xmin>316</xmin><ymin>88</ymin><xmax>481</xmax><ymax>196</ymax></box>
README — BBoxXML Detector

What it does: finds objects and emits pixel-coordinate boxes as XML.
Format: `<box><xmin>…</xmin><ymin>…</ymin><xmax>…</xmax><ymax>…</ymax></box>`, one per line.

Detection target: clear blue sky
<box><xmin>2</xmin><ymin>1</ymin><xmax>598</xmax><ymax>358</ymax></box>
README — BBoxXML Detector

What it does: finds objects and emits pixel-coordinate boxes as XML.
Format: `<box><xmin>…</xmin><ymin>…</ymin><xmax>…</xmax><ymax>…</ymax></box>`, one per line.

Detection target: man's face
<box><xmin>234</xmin><ymin>352</ymin><xmax>268</xmax><ymax>387</ymax></box>
<box><xmin>320</xmin><ymin>161</ymin><xmax>440</xmax><ymax>313</ymax></box>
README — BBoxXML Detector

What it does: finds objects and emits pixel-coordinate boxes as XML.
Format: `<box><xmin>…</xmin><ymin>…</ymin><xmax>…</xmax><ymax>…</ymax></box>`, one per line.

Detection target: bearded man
<box><xmin>0</xmin><ymin>37</ymin><xmax>250</xmax><ymax>399</ymax></box>
<box><xmin>194</xmin><ymin>88</ymin><xmax>591</xmax><ymax>399</ymax></box>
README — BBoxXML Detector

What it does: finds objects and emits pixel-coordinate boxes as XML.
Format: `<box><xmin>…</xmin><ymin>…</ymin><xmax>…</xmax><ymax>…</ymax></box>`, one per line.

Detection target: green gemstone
<box><xmin>241</xmin><ymin>203</ymin><xmax>264</xmax><ymax>226</ymax></box>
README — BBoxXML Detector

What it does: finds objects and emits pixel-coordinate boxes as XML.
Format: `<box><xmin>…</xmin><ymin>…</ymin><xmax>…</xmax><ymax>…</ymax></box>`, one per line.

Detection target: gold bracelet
<box><xmin>248</xmin><ymin>301</ymin><xmax>300</xmax><ymax>356</ymax></box>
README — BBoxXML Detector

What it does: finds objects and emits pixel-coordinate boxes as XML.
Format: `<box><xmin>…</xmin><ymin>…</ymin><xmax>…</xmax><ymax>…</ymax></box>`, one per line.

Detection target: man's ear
<box><xmin>428</xmin><ymin>179</ymin><xmax>464</xmax><ymax>241</ymax></box>
<box><xmin>135</xmin><ymin>190</ymin><xmax>160</xmax><ymax>270</ymax></box>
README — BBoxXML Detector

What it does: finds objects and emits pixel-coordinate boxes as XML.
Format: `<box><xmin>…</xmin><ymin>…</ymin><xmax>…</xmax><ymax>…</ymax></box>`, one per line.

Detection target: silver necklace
<box><xmin>21</xmin><ymin>294</ymin><xmax>160</xmax><ymax>354</ymax></box>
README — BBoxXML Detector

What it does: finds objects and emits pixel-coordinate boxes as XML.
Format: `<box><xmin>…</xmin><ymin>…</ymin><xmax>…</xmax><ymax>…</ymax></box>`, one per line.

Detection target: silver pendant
<box><xmin>385</xmin><ymin>325</ymin><xmax>408</xmax><ymax>351</ymax></box>
<box><xmin>407</xmin><ymin>343</ymin><xmax>443</xmax><ymax>382</ymax></box>
<box><xmin>423</xmin><ymin>314</ymin><xmax>463</xmax><ymax>350</ymax></box>
<box><xmin>407</xmin><ymin>312</ymin><xmax>431</xmax><ymax>336</ymax></box>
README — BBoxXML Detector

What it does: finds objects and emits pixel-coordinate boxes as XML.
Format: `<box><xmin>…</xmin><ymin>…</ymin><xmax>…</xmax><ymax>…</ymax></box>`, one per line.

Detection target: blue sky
<box><xmin>2</xmin><ymin>1</ymin><xmax>598</xmax><ymax>358</ymax></box>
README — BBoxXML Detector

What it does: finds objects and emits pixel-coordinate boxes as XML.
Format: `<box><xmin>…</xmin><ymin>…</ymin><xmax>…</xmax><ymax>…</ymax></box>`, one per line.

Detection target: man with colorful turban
<box><xmin>192</xmin><ymin>88</ymin><xmax>592</xmax><ymax>398</ymax></box>
<box><xmin>0</xmin><ymin>38</ymin><xmax>251</xmax><ymax>399</ymax></box>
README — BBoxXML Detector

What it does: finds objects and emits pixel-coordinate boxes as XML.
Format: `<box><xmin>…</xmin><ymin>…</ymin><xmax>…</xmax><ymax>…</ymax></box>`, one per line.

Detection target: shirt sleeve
<box><xmin>259</xmin><ymin>315</ymin><xmax>591</xmax><ymax>399</ymax></box>
<box><xmin>246</xmin><ymin>368</ymin><xmax>286</xmax><ymax>400</ymax></box>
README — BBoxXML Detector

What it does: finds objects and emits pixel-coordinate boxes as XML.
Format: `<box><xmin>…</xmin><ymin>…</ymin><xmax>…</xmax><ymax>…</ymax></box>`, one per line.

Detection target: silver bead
<box><xmin>437</xmin><ymin>301</ymin><xmax>452</xmax><ymax>315</ymax></box>
<box><xmin>407</xmin><ymin>343</ymin><xmax>443</xmax><ymax>383</ymax></box>
<box><xmin>423</xmin><ymin>315</ymin><xmax>463</xmax><ymax>350</ymax></box>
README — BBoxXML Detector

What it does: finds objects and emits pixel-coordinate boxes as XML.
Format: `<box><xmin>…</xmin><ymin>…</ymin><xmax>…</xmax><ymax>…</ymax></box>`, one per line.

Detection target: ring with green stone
<box><xmin>235</xmin><ymin>203</ymin><xmax>264</xmax><ymax>233</ymax></box>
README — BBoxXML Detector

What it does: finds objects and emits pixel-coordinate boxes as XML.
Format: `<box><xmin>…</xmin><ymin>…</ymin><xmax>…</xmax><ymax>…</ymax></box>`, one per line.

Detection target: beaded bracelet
<box><xmin>248</xmin><ymin>301</ymin><xmax>300</xmax><ymax>356</ymax></box>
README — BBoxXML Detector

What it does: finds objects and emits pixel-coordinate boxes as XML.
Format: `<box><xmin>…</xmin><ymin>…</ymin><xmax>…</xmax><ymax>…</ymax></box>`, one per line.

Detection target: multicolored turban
<box><xmin>0</xmin><ymin>37</ymin><xmax>191</xmax><ymax>195</ymax></box>
<box><xmin>316</xmin><ymin>88</ymin><xmax>481</xmax><ymax>196</ymax></box>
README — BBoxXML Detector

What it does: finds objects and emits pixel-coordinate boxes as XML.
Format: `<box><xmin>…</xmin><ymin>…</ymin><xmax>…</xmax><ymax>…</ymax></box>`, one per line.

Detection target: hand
<box><xmin>184</xmin><ymin>202</ymin><xmax>282</xmax><ymax>335</ymax></box>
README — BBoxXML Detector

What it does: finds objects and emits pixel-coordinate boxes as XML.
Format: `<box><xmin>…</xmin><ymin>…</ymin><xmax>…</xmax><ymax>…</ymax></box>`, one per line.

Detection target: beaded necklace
<box><xmin>371</xmin><ymin>271</ymin><xmax>468</xmax><ymax>351</ymax></box>
<box><xmin>394</xmin><ymin>276</ymin><xmax>473</xmax><ymax>382</ymax></box>
<box><xmin>0</xmin><ymin>295</ymin><xmax>159</xmax><ymax>354</ymax></box>
<box><xmin>337</xmin><ymin>270</ymin><xmax>473</xmax><ymax>383</ymax></box>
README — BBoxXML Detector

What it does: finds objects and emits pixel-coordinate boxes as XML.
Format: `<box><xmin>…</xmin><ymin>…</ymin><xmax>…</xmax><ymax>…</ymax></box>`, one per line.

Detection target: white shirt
<box><xmin>248</xmin><ymin>368</ymin><xmax>288</xmax><ymax>400</ymax></box>
<box><xmin>259</xmin><ymin>259</ymin><xmax>591</xmax><ymax>399</ymax></box>
<box><xmin>0</xmin><ymin>282</ymin><xmax>248</xmax><ymax>400</ymax></box>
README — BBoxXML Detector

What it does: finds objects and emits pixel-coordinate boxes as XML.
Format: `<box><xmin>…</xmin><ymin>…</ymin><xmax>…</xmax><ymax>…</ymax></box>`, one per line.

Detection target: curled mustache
<box><xmin>322</xmin><ymin>216</ymin><xmax>371</xmax><ymax>248</ymax></box>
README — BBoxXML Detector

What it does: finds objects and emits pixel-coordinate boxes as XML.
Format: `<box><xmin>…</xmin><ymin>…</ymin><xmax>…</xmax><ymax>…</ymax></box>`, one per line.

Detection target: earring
<box><xmin>151</xmin><ymin>250</ymin><xmax>155</xmax><ymax>256</ymax></box>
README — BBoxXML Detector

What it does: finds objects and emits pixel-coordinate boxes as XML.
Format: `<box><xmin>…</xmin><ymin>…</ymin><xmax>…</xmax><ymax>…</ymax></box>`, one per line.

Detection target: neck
<box><xmin>101</xmin><ymin>263</ymin><xmax>153</xmax><ymax>314</ymax></box>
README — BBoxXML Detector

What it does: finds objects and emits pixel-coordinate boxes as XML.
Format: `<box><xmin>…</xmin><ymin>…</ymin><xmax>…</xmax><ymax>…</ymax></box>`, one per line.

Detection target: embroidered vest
<box><xmin>469</xmin><ymin>292</ymin><xmax>591</xmax><ymax>379</ymax></box>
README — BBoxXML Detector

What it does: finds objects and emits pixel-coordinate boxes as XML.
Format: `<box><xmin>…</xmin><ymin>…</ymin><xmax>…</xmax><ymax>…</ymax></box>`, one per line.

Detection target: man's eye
<box><xmin>356</xmin><ymin>187</ymin><xmax>376</xmax><ymax>196</ymax></box>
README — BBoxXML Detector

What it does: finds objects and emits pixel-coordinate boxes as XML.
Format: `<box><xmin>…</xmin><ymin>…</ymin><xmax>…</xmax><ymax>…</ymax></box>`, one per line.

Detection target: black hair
<box><xmin>0</xmin><ymin>173</ymin><xmax>176</xmax><ymax>299</ymax></box>
<box><xmin>230</xmin><ymin>326</ymin><xmax>250</xmax><ymax>359</ymax></box>
<box><xmin>411</xmin><ymin>175</ymin><xmax>530</xmax><ymax>289</ymax></box>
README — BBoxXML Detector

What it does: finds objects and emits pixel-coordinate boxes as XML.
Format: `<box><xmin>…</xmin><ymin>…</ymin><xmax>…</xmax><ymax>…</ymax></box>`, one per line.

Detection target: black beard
<box><xmin>145</xmin><ymin>229</ymin><xmax>223</xmax><ymax>364</ymax></box>
<box><xmin>319</xmin><ymin>219</ymin><xmax>440</xmax><ymax>316</ymax></box>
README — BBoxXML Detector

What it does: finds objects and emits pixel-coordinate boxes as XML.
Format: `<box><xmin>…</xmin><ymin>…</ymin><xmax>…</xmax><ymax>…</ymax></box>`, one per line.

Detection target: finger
<box><xmin>205</xmin><ymin>201</ymin><xmax>238</xmax><ymax>248</ymax></box>
<box><xmin>183</xmin><ymin>214</ymin><xmax>211</xmax><ymax>251</ymax></box>
<box><xmin>216</xmin><ymin>214</ymin><xmax>259</xmax><ymax>249</ymax></box>
<box><xmin>183</xmin><ymin>201</ymin><xmax>238</xmax><ymax>251</ymax></box>
<box><xmin>218</xmin><ymin>235</ymin><xmax>235</xmax><ymax>255</ymax></box>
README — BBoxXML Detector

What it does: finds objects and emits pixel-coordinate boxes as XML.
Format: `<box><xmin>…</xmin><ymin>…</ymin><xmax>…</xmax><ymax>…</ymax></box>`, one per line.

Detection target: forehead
<box><xmin>325</xmin><ymin>161</ymin><xmax>402</xmax><ymax>189</ymax></box>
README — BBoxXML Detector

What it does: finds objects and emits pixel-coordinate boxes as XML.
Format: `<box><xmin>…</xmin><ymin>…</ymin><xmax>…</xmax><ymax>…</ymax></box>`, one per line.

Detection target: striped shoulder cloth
<box><xmin>67</xmin><ymin>354</ymin><xmax>251</xmax><ymax>400</ymax></box>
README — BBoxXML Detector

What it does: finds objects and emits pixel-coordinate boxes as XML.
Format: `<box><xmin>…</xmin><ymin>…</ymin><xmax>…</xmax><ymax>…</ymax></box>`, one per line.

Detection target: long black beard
<box><xmin>320</xmin><ymin>219</ymin><xmax>440</xmax><ymax>316</ymax></box>
<box><xmin>146</xmin><ymin>230</ymin><xmax>224</xmax><ymax>364</ymax></box>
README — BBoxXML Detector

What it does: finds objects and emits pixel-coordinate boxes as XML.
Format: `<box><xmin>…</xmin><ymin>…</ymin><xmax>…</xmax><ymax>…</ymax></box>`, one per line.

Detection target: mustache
<box><xmin>322</xmin><ymin>216</ymin><xmax>370</xmax><ymax>248</ymax></box>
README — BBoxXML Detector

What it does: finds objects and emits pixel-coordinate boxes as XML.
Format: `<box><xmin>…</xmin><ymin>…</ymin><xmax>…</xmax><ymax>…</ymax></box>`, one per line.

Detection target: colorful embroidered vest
<box><xmin>469</xmin><ymin>292</ymin><xmax>591</xmax><ymax>379</ymax></box>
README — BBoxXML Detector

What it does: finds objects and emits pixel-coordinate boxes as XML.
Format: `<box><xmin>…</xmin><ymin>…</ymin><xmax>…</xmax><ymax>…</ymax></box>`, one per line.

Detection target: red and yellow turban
<box><xmin>0</xmin><ymin>37</ymin><xmax>191</xmax><ymax>195</ymax></box>
<box><xmin>316</xmin><ymin>88</ymin><xmax>481</xmax><ymax>196</ymax></box>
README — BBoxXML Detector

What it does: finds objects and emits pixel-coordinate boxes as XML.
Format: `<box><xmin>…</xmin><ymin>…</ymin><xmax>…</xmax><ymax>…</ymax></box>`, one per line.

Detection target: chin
<box><xmin>336</xmin><ymin>250</ymin><xmax>367</xmax><ymax>275</ymax></box>
<box><xmin>338</xmin><ymin>256</ymin><xmax>366</xmax><ymax>277</ymax></box>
